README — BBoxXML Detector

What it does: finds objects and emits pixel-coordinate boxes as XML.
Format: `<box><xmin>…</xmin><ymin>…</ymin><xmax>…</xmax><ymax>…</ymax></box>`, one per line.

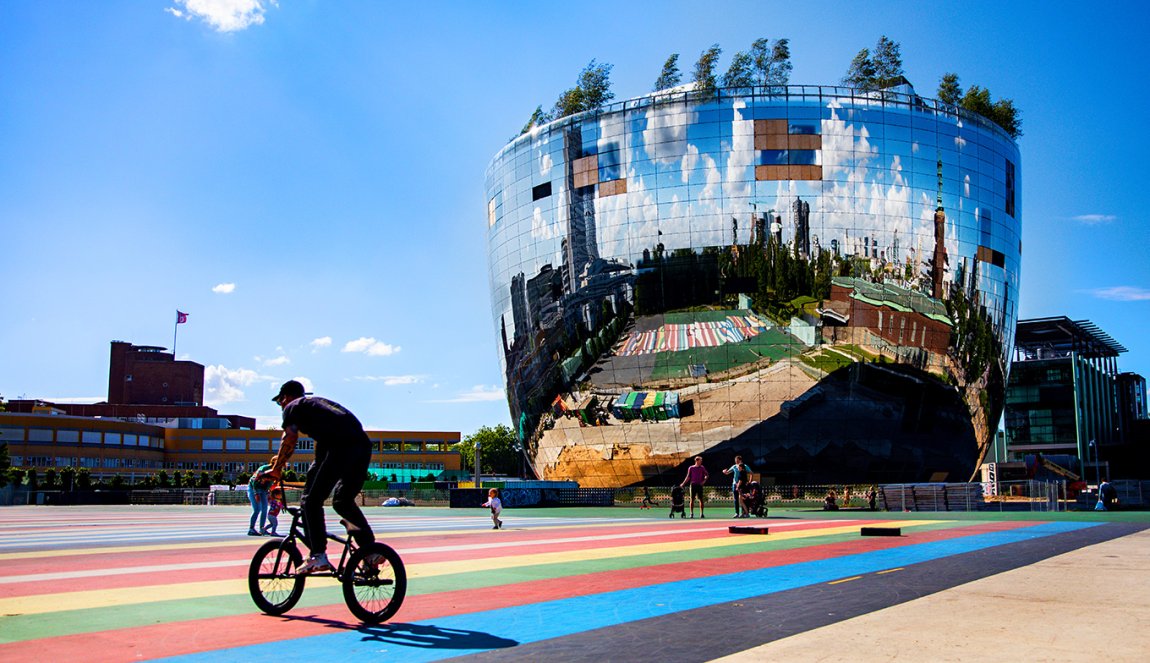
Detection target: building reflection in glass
<box><xmin>485</xmin><ymin>84</ymin><xmax>1021</xmax><ymax>487</ymax></box>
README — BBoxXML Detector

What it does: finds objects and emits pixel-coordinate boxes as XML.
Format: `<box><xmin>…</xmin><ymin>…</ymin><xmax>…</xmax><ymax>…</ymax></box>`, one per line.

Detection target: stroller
<box><xmin>669</xmin><ymin>485</ymin><xmax>686</xmax><ymax>518</ymax></box>
<box><xmin>741</xmin><ymin>481</ymin><xmax>766</xmax><ymax>517</ymax></box>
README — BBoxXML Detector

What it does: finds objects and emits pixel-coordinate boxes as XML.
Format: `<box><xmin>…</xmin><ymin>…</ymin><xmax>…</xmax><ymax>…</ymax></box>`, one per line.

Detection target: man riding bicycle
<box><xmin>268</xmin><ymin>380</ymin><xmax>377</xmax><ymax>574</ymax></box>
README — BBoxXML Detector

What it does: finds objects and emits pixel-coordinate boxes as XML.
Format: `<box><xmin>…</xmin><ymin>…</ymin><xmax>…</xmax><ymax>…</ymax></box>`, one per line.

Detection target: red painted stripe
<box><xmin>0</xmin><ymin>521</ymin><xmax>1031</xmax><ymax>661</ymax></box>
<box><xmin>0</xmin><ymin>520</ymin><xmax>882</xmax><ymax>596</ymax></box>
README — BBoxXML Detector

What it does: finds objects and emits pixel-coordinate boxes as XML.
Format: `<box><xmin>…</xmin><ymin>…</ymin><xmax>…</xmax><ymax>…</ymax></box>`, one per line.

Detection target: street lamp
<box><xmin>1088</xmin><ymin>439</ymin><xmax>1099</xmax><ymax>488</ymax></box>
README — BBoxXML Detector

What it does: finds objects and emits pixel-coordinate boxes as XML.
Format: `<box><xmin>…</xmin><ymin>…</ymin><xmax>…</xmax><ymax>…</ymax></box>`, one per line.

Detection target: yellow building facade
<box><xmin>0</xmin><ymin>412</ymin><xmax>461</xmax><ymax>482</ymax></box>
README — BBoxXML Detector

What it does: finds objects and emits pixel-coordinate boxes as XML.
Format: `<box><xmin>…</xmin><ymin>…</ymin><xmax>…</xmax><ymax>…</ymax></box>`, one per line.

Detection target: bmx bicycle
<box><xmin>247</xmin><ymin>484</ymin><xmax>407</xmax><ymax>624</ymax></box>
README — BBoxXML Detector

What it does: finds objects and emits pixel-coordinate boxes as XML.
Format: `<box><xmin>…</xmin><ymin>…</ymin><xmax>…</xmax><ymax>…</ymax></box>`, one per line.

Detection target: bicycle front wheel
<box><xmin>342</xmin><ymin>542</ymin><xmax>406</xmax><ymax>624</ymax></box>
<box><xmin>248</xmin><ymin>539</ymin><xmax>305</xmax><ymax>615</ymax></box>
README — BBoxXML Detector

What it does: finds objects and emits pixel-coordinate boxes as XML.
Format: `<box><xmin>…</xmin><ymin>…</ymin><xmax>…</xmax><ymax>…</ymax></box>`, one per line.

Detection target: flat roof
<box><xmin>1015</xmin><ymin>316</ymin><xmax>1126</xmax><ymax>357</ymax></box>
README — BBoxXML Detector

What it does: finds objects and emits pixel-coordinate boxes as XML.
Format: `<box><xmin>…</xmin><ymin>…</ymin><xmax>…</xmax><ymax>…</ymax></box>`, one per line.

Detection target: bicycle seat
<box><xmin>340</xmin><ymin>518</ymin><xmax>363</xmax><ymax>535</ymax></box>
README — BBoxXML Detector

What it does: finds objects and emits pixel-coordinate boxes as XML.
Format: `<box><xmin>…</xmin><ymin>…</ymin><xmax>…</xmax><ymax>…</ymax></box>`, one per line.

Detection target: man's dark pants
<box><xmin>300</xmin><ymin>441</ymin><xmax>375</xmax><ymax>556</ymax></box>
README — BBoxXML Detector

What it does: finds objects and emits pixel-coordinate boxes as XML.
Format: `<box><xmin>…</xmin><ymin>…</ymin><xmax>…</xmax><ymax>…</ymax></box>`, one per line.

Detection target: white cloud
<box><xmin>212</xmin><ymin>282</ymin><xmax>236</xmax><ymax>294</ymax></box>
<box><xmin>1086</xmin><ymin>286</ymin><xmax>1150</xmax><ymax>301</ymax></box>
<box><xmin>204</xmin><ymin>365</ymin><xmax>274</xmax><ymax>406</ymax></box>
<box><xmin>427</xmin><ymin>385</ymin><xmax>505</xmax><ymax>403</ymax></box>
<box><xmin>342</xmin><ymin>337</ymin><xmax>400</xmax><ymax>356</ymax></box>
<box><xmin>350</xmin><ymin>375</ymin><xmax>425</xmax><ymax>386</ymax></box>
<box><xmin>165</xmin><ymin>0</ymin><xmax>276</xmax><ymax>33</ymax></box>
<box><xmin>254</xmin><ymin>415</ymin><xmax>284</xmax><ymax>430</ymax></box>
<box><xmin>1073</xmin><ymin>214</ymin><xmax>1117</xmax><ymax>225</ymax></box>
<box><xmin>310</xmin><ymin>336</ymin><xmax>332</xmax><ymax>350</ymax></box>
<box><xmin>263</xmin><ymin>355</ymin><xmax>290</xmax><ymax>367</ymax></box>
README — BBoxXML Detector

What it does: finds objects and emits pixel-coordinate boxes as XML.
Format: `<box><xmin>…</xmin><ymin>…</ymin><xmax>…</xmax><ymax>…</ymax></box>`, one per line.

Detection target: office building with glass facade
<box><xmin>486</xmin><ymin>83</ymin><xmax>1021</xmax><ymax>487</ymax></box>
<box><xmin>1004</xmin><ymin>317</ymin><xmax>1129</xmax><ymax>480</ymax></box>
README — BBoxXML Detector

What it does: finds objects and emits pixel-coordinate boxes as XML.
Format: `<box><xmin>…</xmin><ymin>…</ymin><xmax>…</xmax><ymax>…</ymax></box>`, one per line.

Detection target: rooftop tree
<box><xmin>937</xmin><ymin>72</ymin><xmax>962</xmax><ymax>105</ymax></box>
<box><xmin>871</xmin><ymin>35</ymin><xmax>904</xmax><ymax>87</ymax></box>
<box><xmin>752</xmin><ymin>37</ymin><xmax>792</xmax><ymax>88</ymax></box>
<box><xmin>960</xmin><ymin>85</ymin><xmax>1023</xmax><ymax>138</ymax></box>
<box><xmin>936</xmin><ymin>73</ymin><xmax>1023</xmax><ymax>138</ymax></box>
<box><xmin>842</xmin><ymin>36</ymin><xmax>903</xmax><ymax>90</ymax></box>
<box><xmin>518</xmin><ymin>105</ymin><xmax>551</xmax><ymax>136</ymax></box>
<box><xmin>653</xmin><ymin>53</ymin><xmax>682</xmax><ymax>91</ymax></box>
<box><xmin>721</xmin><ymin>50</ymin><xmax>755</xmax><ymax>88</ymax></box>
<box><xmin>843</xmin><ymin>48</ymin><xmax>875</xmax><ymax>89</ymax></box>
<box><xmin>693</xmin><ymin>44</ymin><xmax>722</xmax><ymax>98</ymax></box>
<box><xmin>552</xmin><ymin>59</ymin><xmax>615</xmax><ymax>119</ymax></box>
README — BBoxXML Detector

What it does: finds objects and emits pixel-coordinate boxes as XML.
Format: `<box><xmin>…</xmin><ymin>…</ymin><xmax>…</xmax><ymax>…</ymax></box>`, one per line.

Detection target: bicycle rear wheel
<box><xmin>342</xmin><ymin>542</ymin><xmax>406</xmax><ymax>624</ymax></box>
<box><xmin>248</xmin><ymin>539</ymin><xmax>305</xmax><ymax>615</ymax></box>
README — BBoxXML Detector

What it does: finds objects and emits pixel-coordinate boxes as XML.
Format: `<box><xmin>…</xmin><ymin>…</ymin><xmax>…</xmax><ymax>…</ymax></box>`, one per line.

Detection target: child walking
<box><xmin>481</xmin><ymin>487</ymin><xmax>503</xmax><ymax>529</ymax></box>
<box><xmin>264</xmin><ymin>484</ymin><xmax>285</xmax><ymax>536</ymax></box>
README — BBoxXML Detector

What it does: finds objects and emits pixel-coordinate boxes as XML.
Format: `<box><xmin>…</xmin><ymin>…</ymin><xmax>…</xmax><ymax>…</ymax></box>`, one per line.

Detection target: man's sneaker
<box><xmin>363</xmin><ymin>552</ymin><xmax>386</xmax><ymax>570</ymax></box>
<box><xmin>247</xmin><ymin>529</ymin><xmax>260</xmax><ymax>536</ymax></box>
<box><xmin>296</xmin><ymin>554</ymin><xmax>332</xmax><ymax>575</ymax></box>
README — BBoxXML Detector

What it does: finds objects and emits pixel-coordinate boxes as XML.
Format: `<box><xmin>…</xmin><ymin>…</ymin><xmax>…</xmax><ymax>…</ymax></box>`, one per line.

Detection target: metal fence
<box><xmin>10</xmin><ymin>480</ymin><xmax>1145</xmax><ymax>512</ymax></box>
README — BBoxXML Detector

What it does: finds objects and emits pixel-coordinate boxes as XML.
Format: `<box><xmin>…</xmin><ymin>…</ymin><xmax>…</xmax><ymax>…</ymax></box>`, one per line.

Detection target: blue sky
<box><xmin>1</xmin><ymin>0</ymin><xmax>1147</xmax><ymax>433</ymax></box>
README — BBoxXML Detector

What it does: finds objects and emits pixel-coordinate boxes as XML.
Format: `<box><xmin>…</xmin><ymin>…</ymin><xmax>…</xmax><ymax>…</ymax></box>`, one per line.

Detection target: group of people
<box><xmin>676</xmin><ymin>454</ymin><xmax>760</xmax><ymax>518</ymax></box>
<box><xmin>247</xmin><ymin>381</ymin><xmax>509</xmax><ymax>576</ymax></box>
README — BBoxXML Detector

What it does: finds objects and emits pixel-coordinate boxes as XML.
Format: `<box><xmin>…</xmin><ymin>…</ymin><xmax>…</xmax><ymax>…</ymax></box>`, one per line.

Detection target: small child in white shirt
<box><xmin>481</xmin><ymin>487</ymin><xmax>503</xmax><ymax>529</ymax></box>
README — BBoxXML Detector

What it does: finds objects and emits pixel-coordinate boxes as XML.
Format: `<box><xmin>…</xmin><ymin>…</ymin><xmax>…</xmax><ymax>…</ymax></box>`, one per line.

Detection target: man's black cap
<box><xmin>273</xmin><ymin>380</ymin><xmax>307</xmax><ymax>403</ymax></box>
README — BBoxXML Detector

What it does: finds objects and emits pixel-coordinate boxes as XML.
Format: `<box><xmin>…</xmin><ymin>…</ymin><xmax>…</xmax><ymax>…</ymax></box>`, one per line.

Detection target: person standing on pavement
<box><xmin>247</xmin><ymin>460</ymin><xmax>273</xmax><ymax>536</ymax></box>
<box><xmin>268</xmin><ymin>380</ymin><xmax>377</xmax><ymax>574</ymax></box>
<box><xmin>1099</xmin><ymin>478</ymin><xmax>1119</xmax><ymax>510</ymax></box>
<box><xmin>680</xmin><ymin>456</ymin><xmax>709</xmax><ymax>518</ymax></box>
<box><xmin>722</xmin><ymin>456</ymin><xmax>753</xmax><ymax>518</ymax></box>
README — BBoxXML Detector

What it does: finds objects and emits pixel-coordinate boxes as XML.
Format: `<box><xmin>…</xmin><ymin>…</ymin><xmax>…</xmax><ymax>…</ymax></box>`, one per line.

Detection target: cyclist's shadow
<box><xmin>280</xmin><ymin>615</ymin><xmax>518</xmax><ymax>651</ymax></box>
<box><xmin>359</xmin><ymin>622</ymin><xmax>518</xmax><ymax>650</ymax></box>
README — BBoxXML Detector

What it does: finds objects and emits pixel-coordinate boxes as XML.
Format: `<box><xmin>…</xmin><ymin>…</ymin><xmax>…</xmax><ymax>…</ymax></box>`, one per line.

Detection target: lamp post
<box><xmin>1089</xmin><ymin>439</ymin><xmax>1099</xmax><ymax>488</ymax></box>
<box><xmin>474</xmin><ymin>440</ymin><xmax>481</xmax><ymax>489</ymax></box>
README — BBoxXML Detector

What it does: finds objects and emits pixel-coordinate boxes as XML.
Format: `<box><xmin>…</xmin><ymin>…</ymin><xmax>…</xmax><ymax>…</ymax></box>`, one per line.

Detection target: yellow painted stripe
<box><xmin>877</xmin><ymin>567</ymin><xmax>904</xmax><ymax>574</ymax></box>
<box><xmin>828</xmin><ymin>575</ymin><xmax>862</xmax><ymax>585</ymax></box>
<box><xmin>0</xmin><ymin>520</ymin><xmax>935</xmax><ymax>616</ymax></box>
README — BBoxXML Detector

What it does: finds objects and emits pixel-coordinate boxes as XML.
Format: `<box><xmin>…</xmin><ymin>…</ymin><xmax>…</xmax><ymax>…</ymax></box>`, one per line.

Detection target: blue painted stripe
<box><xmin>162</xmin><ymin>521</ymin><xmax>1098</xmax><ymax>662</ymax></box>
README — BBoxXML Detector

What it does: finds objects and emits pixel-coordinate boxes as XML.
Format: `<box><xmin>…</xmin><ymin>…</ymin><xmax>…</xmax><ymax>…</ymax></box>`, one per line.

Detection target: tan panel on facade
<box><xmin>754</xmin><ymin>119</ymin><xmax>789</xmax><ymax>138</ymax></box>
<box><xmin>573</xmin><ymin>155</ymin><xmax>599</xmax><ymax>189</ymax></box>
<box><xmin>976</xmin><ymin>246</ymin><xmax>995</xmax><ymax>263</ymax></box>
<box><xmin>755</xmin><ymin>165</ymin><xmax>785</xmax><ymax>180</ymax></box>
<box><xmin>788</xmin><ymin>134</ymin><xmax>823</xmax><ymax>150</ymax></box>
<box><xmin>756</xmin><ymin>165</ymin><xmax>823</xmax><ymax>181</ymax></box>
<box><xmin>598</xmin><ymin>178</ymin><xmax>628</xmax><ymax>197</ymax></box>
<box><xmin>755</xmin><ymin>134</ymin><xmax>789</xmax><ymax>150</ymax></box>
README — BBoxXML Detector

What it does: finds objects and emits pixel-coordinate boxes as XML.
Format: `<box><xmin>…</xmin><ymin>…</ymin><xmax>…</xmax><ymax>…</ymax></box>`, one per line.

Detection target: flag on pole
<box><xmin>176</xmin><ymin>310</ymin><xmax>188</xmax><ymax>324</ymax></box>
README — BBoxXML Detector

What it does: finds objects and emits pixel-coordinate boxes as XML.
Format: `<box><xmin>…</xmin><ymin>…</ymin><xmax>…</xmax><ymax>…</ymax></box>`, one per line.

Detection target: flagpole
<box><xmin>173</xmin><ymin>313</ymin><xmax>179</xmax><ymax>358</ymax></box>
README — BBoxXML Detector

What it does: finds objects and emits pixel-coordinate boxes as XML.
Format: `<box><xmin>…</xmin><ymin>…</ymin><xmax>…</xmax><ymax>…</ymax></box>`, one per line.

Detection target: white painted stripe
<box><xmin>0</xmin><ymin>519</ymin><xmax>848</xmax><ymax>583</ymax></box>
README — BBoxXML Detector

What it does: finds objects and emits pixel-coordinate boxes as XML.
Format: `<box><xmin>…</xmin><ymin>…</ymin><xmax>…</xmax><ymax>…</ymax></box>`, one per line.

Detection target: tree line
<box><xmin>844</xmin><ymin>35</ymin><xmax>1021</xmax><ymax>138</ymax></box>
<box><xmin>518</xmin><ymin>37</ymin><xmax>793</xmax><ymax>136</ymax></box>
<box><xmin>516</xmin><ymin>35</ymin><xmax>1019</xmax><ymax>139</ymax></box>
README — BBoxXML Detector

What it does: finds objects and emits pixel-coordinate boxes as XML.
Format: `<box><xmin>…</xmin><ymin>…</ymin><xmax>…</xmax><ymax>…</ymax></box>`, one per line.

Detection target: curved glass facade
<box><xmin>486</xmin><ymin>85</ymin><xmax>1021</xmax><ymax>487</ymax></box>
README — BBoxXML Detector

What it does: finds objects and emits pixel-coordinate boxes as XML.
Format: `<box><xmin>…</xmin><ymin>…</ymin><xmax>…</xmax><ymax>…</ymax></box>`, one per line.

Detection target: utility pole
<box><xmin>1089</xmin><ymin>439</ymin><xmax>1099</xmax><ymax>488</ymax></box>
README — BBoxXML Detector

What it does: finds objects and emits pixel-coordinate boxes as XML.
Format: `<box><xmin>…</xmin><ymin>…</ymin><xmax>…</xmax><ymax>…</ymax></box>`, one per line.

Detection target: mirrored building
<box><xmin>485</xmin><ymin>83</ymin><xmax>1021</xmax><ymax>487</ymax></box>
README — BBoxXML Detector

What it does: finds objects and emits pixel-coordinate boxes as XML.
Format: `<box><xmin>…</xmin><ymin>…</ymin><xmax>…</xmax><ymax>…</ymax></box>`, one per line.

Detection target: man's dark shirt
<box><xmin>282</xmin><ymin>396</ymin><xmax>370</xmax><ymax>447</ymax></box>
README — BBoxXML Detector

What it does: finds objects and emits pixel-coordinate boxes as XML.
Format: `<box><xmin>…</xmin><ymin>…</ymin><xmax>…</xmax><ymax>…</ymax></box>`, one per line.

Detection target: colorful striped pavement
<box><xmin>0</xmin><ymin>506</ymin><xmax>1142</xmax><ymax>661</ymax></box>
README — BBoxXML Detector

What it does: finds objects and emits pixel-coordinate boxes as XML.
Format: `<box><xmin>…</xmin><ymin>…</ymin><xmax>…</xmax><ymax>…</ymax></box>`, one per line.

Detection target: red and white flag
<box><xmin>176</xmin><ymin>310</ymin><xmax>188</xmax><ymax>324</ymax></box>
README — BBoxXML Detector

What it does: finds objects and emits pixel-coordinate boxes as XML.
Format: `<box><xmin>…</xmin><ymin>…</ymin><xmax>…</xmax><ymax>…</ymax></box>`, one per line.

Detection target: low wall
<box><xmin>450</xmin><ymin>487</ymin><xmax>614</xmax><ymax>508</ymax></box>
